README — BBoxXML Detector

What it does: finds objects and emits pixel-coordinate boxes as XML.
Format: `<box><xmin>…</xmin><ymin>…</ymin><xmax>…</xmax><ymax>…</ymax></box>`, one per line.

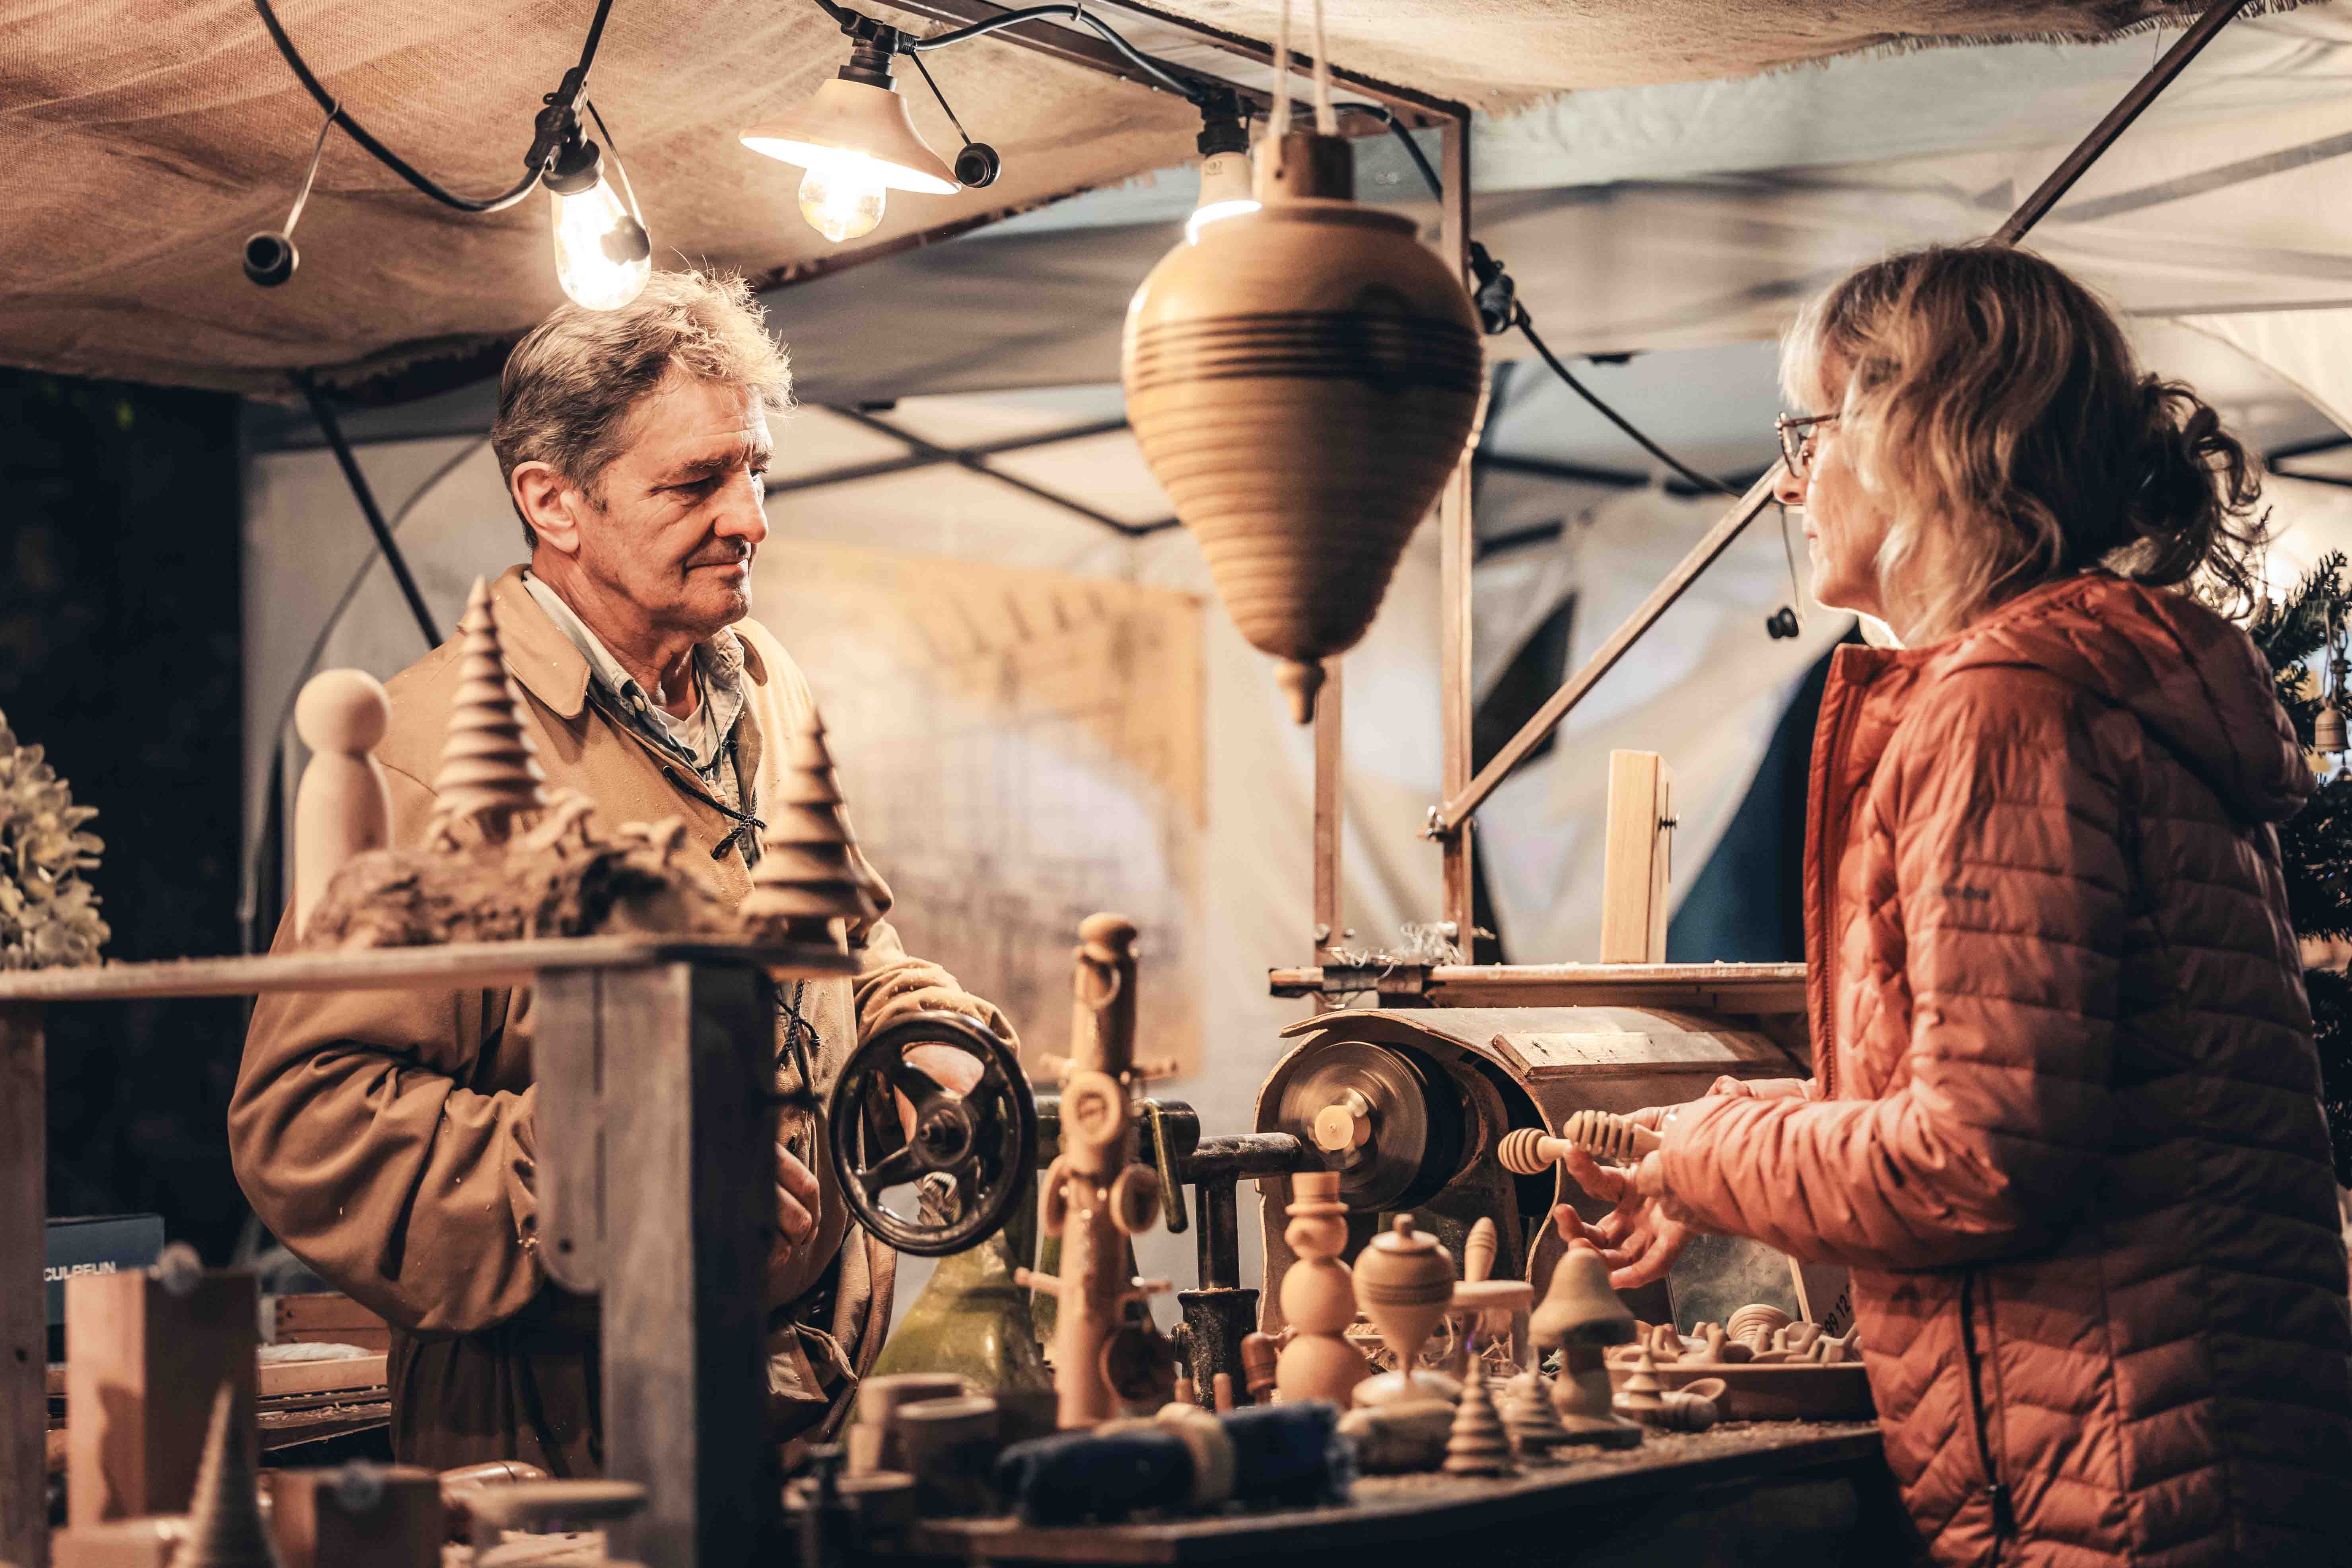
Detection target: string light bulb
<box><xmin>1187</xmin><ymin>89</ymin><xmax>1257</xmax><ymax>242</ymax></box>
<box><xmin>741</xmin><ymin>29</ymin><xmax>958</xmax><ymax>244</ymax></box>
<box><xmin>544</xmin><ymin>136</ymin><xmax>651</xmax><ymax>310</ymax></box>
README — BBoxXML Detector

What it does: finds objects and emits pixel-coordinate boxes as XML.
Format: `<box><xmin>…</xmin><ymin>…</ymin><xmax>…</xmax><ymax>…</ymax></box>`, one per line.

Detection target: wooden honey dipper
<box><xmin>1497</xmin><ymin>1111</ymin><xmax>1662</xmax><ymax>1174</ymax></box>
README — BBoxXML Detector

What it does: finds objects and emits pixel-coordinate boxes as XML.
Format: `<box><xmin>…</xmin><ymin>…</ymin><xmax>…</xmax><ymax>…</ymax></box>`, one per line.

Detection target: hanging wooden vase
<box><xmin>1122</xmin><ymin>129</ymin><xmax>1483</xmax><ymax>722</ymax></box>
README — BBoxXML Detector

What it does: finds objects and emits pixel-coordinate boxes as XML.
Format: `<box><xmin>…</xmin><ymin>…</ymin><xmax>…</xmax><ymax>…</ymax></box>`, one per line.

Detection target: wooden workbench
<box><xmin>890</xmin><ymin>1420</ymin><xmax>1894</xmax><ymax>1566</ymax></box>
<box><xmin>1</xmin><ymin>937</ymin><xmax>855</xmax><ymax>1568</ymax></box>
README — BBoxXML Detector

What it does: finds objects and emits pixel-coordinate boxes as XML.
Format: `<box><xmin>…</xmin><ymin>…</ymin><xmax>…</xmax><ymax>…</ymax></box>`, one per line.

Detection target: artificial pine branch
<box><xmin>2249</xmin><ymin>550</ymin><xmax>2352</xmax><ymax>1180</ymax></box>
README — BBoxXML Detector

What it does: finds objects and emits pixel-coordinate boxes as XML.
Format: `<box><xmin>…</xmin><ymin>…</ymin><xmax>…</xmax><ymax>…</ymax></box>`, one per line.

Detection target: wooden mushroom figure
<box><xmin>1528</xmin><ymin>1243</ymin><xmax>1642</xmax><ymax>1448</ymax></box>
<box><xmin>741</xmin><ymin>709</ymin><xmax>879</xmax><ymax>950</ymax></box>
<box><xmin>1274</xmin><ymin>1170</ymin><xmax>1372</xmax><ymax>1404</ymax></box>
<box><xmin>290</xmin><ymin>669</ymin><xmax>391</xmax><ymax>938</ymax></box>
<box><xmin>430</xmin><ymin>577</ymin><xmax>548</xmax><ymax>847</ymax></box>
<box><xmin>1350</xmin><ymin>1213</ymin><xmax>1462</xmax><ymax>1408</ymax></box>
<box><xmin>1120</xmin><ymin>128</ymin><xmax>1483</xmax><ymax>723</ymax></box>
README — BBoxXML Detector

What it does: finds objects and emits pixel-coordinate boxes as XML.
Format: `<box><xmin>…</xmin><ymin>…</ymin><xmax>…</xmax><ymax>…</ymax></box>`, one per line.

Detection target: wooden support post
<box><xmin>1437</xmin><ymin>115</ymin><xmax>1477</xmax><ymax>946</ymax></box>
<box><xmin>66</xmin><ymin>1269</ymin><xmax>257</xmax><ymax>1526</ymax></box>
<box><xmin>1599</xmin><ymin>751</ymin><xmax>1675</xmax><ymax>964</ymax></box>
<box><xmin>533</xmin><ymin>961</ymin><xmax>779</xmax><ymax>1568</ymax></box>
<box><xmin>1312</xmin><ymin>658</ymin><xmax>1343</xmax><ymax>978</ymax></box>
<box><xmin>1</xmin><ymin>1002</ymin><xmax>45</xmax><ymax>1568</ymax></box>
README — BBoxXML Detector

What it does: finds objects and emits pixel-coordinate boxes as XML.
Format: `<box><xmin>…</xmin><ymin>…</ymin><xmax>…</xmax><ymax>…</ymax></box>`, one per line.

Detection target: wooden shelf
<box><xmin>0</xmin><ymin>935</ymin><xmax>856</xmax><ymax>1005</ymax></box>
<box><xmin>1269</xmin><ymin>961</ymin><xmax>1807</xmax><ymax>1015</ymax></box>
<box><xmin>899</xmin><ymin>1421</ymin><xmax>1880</xmax><ymax>1564</ymax></box>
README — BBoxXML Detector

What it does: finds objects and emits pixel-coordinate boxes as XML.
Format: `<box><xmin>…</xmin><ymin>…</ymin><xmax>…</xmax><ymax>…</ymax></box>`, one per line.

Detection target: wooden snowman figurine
<box><xmin>1274</xmin><ymin>1171</ymin><xmax>1372</xmax><ymax>1403</ymax></box>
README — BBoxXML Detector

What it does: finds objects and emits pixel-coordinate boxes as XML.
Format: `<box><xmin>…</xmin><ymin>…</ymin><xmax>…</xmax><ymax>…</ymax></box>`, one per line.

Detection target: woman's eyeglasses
<box><xmin>1775</xmin><ymin>412</ymin><xmax>1841</xmax><ymax>480</ymax></box>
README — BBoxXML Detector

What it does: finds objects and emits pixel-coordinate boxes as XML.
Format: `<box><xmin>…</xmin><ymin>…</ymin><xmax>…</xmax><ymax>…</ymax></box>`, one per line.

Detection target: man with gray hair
<box><xmin>232</xmin><ymin>272</ymin><xmax>1011</xmax><ymax>1472</ymax></box>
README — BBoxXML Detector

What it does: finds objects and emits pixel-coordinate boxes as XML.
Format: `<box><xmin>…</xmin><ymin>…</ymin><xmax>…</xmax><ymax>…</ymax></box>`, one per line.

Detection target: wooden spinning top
<box><xmin>178</xmin><ymin>1380</ymin><xmax>280</xmax><ymax>1568</ymax></box>
<box><xmin>1441</xmin><ymin>1347</ymin><xmax>1514</xmax><ymax>1477</ymax></box>
<box><xmin>741</xmin><ymin>709</ymin><xmax>878</xmax><ymax>948</ymax></box>
<box><xmin>1351</xmin><ymin>1212</ymin><xmax>1460</xmax><ymax>1409</ymax></box>
<box><xmin>432</xmin><ymin>577</ymin><xmax>547</xmax><ymax>843</ymax></box>
<box><xmin>1120</xmin><ymin>128</ymin><xmax>1483</xmax><ymax>724</ymax></box>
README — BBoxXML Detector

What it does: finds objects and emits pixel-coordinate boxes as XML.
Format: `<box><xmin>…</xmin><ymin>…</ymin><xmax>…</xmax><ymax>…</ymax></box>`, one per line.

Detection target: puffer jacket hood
<box><xmin>1942</xmin><ymin>573</ymin><xmax>2311</xmax><ymax>827</ymax></box>
<box><xmin>1658</xmin><ymin>568</ymin><xmax>2352</xmax><ymax>1568</ymax></box>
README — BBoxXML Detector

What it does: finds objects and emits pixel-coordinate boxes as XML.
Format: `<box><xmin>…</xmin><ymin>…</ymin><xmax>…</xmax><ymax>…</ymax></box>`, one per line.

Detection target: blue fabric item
<box><xmin>994</xmin><ymin>1424</ymin><xmax>1193</xmax><ymax>1525</ymax></box>
<box><xmin>1222</xmin><ymin>1401</ymin><xmax>1353</xmax><ymax>1508</ymax></box>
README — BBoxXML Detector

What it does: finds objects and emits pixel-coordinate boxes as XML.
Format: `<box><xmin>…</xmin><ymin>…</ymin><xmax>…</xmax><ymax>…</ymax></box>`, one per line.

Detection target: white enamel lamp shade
<box><xmin>741</xmin><ymin>77</ymin><xmax>958</xmax><ymax>194</ymax></box>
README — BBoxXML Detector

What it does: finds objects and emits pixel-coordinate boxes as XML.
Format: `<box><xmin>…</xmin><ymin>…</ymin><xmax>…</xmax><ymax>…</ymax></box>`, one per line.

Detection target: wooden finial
<box><xmin>291</xmin><ymin>669</ymin><xmax>391</xmax><ymax>937</ymax></box>
<box><xmin>741</xmin><ymin>709</ymin><xmax>877</xmax><ymax>947</ymax></box>
<box><xmin>178</xmin><ymin>1381</ymin><xmax>281</xmax><ymax>1568</ymax></box>
<box><xmin>431</xmin><ymin>579</ymin><xmax>546</xmax><ymax>843</ymax></box>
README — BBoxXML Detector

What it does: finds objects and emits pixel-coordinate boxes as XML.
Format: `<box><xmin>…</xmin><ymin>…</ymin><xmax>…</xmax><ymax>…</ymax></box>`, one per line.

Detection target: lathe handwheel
<box><xmin>827</xmin><ymin>1010</ymin><xmax>1038</xmax><ymax>1257</ymax></box>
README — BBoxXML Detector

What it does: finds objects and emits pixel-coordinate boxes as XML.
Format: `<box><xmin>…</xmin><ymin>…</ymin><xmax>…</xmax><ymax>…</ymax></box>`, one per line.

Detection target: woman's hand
<box><xmin>1552</xmin><ymin>1134</ymin><xmax>1698</xmax><ymax>1291</ymax></box>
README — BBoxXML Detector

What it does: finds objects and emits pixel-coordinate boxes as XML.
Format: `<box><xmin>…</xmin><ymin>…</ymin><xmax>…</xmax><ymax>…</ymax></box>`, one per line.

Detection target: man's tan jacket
<box><xmin>230</xmin><ymin>567</ymin><xmax>1007</xmax><ymax>1473</ymax></box>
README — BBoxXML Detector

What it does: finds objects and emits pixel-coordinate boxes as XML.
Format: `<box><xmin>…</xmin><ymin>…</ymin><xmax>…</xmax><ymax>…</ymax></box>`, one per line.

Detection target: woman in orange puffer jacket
<box><xmin>1560</xmin><ymin>244</ymin><xmax>2352</xmax><ymax>1567</ymax></box>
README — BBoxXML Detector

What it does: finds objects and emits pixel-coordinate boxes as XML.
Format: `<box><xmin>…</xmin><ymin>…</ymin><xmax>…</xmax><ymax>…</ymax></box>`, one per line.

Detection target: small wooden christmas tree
<box><xmin>178</xmin><ymin>1379</ymin><xmax>280</xmax><ymax>1568</ymax></box>
<box><xmin>431</xmin><ymin>577</ymin><xmax>547</xmax><ymax>845</ymax></box>
<box><xmin>1441</xmin><ymin>1342</ymin><xmax>1514</xmax><ymax>1477</ymax></box>
<box><xmin>741</xmin><ymin>709</ymin><xmax>877</xmax><ymax>948</ymax></box>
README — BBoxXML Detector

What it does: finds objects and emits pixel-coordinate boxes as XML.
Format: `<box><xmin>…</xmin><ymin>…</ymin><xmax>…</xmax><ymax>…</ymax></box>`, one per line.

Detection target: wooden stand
<box><xmin>0</xmin><ymin>936</ymin><xmax>851</xmax><ymax>1568</ymax></box>
<box><xmin>64</xmin><ymin>1269</ymin><xmax>257</xmax><ymax>1527</ymax></box>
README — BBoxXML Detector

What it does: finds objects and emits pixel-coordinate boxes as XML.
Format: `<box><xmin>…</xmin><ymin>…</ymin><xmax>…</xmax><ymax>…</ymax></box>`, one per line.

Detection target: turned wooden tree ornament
<box><xmin>1120</xmin><ymin>128</ymin><xmax>1483</xmax><ymax>724</ymax></box>
<box><xmin>178</xmin><ymin>1380</ymin><xmax>282</xmax><ymax>1568</ymax></box>
<box><xmin>1441</xmin><ymin>1341</ymin><xmax>1515</xmax><ymax>1478</ymax></box>
<box><xmin>291</xmin><ymin>669</ymin><xmax>391</xmax><ymax>938</ymax></box>
<box><xmin>741</xmin><ymin>709</ymin><xmax>878</xmax><ymax>948</ymax></box>
<box><xmin>1275</xmin><ymin>1170</ymin><xmax>1372</xmax><ymax>1404</ymax></box>
<box><xmin>431</xmin><ymin>578</ymin><xmax>547</xmax><ymax>845</ymax></box>
<box><xmin>1350</xmin><ymin>1212</ymin><xmax>1461</xmax><ymax>1409</ymax></box>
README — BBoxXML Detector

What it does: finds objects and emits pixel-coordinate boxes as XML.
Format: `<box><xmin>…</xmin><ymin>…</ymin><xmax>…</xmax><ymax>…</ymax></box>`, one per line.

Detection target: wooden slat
<box><xmin>0</xmin><ymin>935</ymin><xmax>853</xmax><ymax>1004</ymax></box>
<box><xmin>0</xmin><ymin>1003</ymin><xmax>45</xmax><ymax>1568</ymax></box>
<box><xmin>1437</xmin><ymin>115</ymin><xmax>1477</xmax><ymax>942</ymax></box>
<box><xmin>1311</xmin><ymin>659</ymin><xmax>1342</xmax><ymax>970</ymax></box>
<box><xmin>1268</xmin><ymin>962</ymin><xmax>1807</xmax><ymax>1014</ymax></box>
<box><xmin>902</xmin><ymin>1423</ymin><xmax>1882</xmax><ymax>1563</ymax></box>
<box><xmin>1598</xmin><ymin>750</ymin><xmax>1672</xmax><ymax>964</ymax></box>
<box><xmin>257</xmin><ymin>1355</ymin><xmax>387</xmax><ymax>1399</ymax></box>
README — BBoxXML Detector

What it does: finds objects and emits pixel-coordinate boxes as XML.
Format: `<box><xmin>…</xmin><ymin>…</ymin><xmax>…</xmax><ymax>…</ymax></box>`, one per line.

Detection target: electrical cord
<box><xmin>249</xmin><ymin>0</ymin><xmax>616</xmax><ymax>213</ymax></box>
<box><xmin>1349</xmin><ymin>103</ymin><xmax>1738</xmax><ymax>499</ymax></box>
<box><xmin>898</xmin><ymin>5</ymin><xmax>1206</xmax><ymax>104</ymax></box>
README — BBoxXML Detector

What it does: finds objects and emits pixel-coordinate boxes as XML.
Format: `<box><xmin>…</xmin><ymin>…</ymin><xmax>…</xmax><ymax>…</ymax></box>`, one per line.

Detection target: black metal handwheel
<box><xmin>826</xmin><ymin>1010</ymin><xmax>1038</xmax><ymax>1257</ymax></box>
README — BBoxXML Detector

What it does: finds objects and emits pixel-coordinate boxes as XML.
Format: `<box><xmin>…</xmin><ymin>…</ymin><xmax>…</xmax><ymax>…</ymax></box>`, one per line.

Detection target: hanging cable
<box><xmin>248</xmin><ymin>0</ymin><xmax>615</xmax><ymax>213</ymax></box>
<box><xmin>243</xmin><ymin>102</ymin><xmax>337</xmax><ymax>287</ymax></box>
<box><xmin>1348</xmin><ymin>105</ymin><xmax>1738</xmax><ymax>498</ymax></box>
<box><xmin>1309</xmin><ymin>0</ymin><xmax>1336</xmax><ymax>135</ymax></box>
<box><xmin>896</xmin><ymin>4</ymin><xmax>1205</xmax><ymax>103</ymax></box>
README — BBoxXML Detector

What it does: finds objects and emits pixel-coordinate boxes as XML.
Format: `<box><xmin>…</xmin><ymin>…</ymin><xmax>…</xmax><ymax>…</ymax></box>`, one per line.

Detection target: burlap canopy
<box><xmin>0</xmin><ymin>0</ymin><xmax>2277</xmax><ymax>393</ymax></box>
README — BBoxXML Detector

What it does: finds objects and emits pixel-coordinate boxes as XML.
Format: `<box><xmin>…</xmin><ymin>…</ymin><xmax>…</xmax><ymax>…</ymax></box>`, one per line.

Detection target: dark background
<box><xmin>2</xmin><ymin>367</ymin><xmax>251</xmax><ymax>1263</ymax></box>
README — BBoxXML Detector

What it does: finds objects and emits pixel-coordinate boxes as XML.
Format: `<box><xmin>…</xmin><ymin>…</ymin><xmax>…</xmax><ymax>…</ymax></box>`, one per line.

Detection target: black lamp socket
<box><xmin>954</xmin><ymin>142</ymin><xmax>1001</xmax><ymax>188</ymax></box>
<box><xmin>243</xmin><ymin>231</ymin><xmax>298</xmax><ymax>288</ymax></box>
<box><xmin>544</xmin><ymin>136</ymin><xmax>604</xmax><ymax>196</ymax></box>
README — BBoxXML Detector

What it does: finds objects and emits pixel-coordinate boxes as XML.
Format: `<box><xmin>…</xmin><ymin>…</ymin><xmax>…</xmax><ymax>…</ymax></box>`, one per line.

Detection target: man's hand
<box><xmin>766</xmin><ymin>1141</ymin><xmax>822</xmax><ymax>1304</ymax></box>
<box><xmin>1552</xmin><ymin>1133</ymin><xmax>1696</xmax><ymax>1291</ymax></box>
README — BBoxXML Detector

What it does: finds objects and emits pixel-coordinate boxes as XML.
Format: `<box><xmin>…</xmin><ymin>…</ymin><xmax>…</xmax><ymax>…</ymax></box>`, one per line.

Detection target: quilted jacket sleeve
<box><xmin>1658</xmin><ymin>668</ymin><xmax>2127</xmax><ymax>1272</ymax></box>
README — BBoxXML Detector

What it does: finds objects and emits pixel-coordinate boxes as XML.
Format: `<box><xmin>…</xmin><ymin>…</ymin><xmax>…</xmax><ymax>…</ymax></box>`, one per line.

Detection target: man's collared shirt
<box><xmin>520</xmin><ymin>573</ymin><xmax>753</xmax><ymax>828</ymax></box>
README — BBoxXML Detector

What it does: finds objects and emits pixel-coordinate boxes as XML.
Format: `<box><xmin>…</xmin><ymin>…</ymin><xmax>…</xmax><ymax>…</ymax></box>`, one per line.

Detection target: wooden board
<box><xmin>48</xmin><ymin>1352</ymin><xmax>384</xmax><ymax>1402</ymax></box>
<box><xmin>269</xmin><ymin>1293</ymin><xmax>392</xmax><ymax>1354</ymax></box>
<box><xmin>0</xmin><ymin>936</ymin><xmax>853</xmax><ymax>1003</ymax></box>
<box><xmin>1599</xmin><ymin>750</ymin><xmax>1673</xmax><ymax>965</ymax></box>
<box><xmin>1267</xmin><ymin>963</ymin><xmax>1806</xmax><ymax>1015</ymax></box>
<box><xmin>0</xmin><ymin>1004</ymin><xmax>45</xmax><ymax>1568</ymax></box>
<box><xmin>898</xmin><ymin>1422</ymin><xmax>1880</xmax><ymax>1564</ymax></box>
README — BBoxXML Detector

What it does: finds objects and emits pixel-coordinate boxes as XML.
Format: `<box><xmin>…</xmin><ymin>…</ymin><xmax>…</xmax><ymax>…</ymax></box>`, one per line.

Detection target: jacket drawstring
<box><xmin>1958</xmin><ymin>1270</ymin><xmax>2017</xmax><ymax>1561</ymax></box>
<box><xmin>657</xmin><ymin>758</ymin><xmax>764</xmax><ymax>862</ymax></box>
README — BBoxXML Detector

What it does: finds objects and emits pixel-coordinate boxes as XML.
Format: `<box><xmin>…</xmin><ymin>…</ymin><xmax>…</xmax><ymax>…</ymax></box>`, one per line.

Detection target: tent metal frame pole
<box><xmin>1423</xmin><ymin>0</ymin><xmax>2249</xmax><ymax>849</ymax></box>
